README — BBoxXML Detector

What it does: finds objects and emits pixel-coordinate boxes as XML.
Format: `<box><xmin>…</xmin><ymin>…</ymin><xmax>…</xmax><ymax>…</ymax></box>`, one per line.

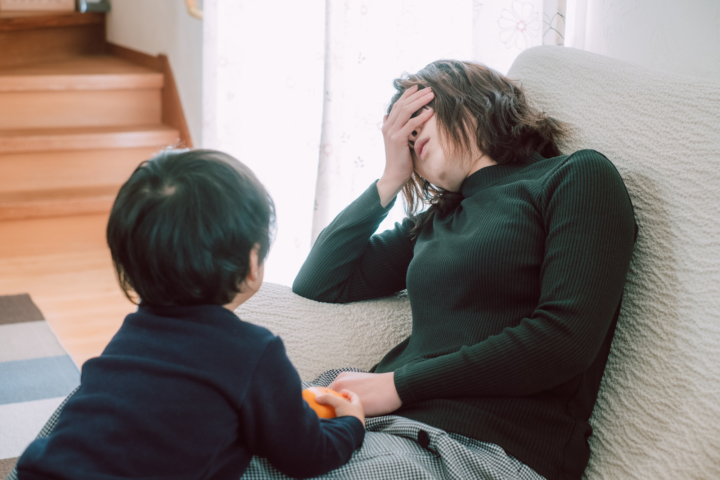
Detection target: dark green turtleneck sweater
<box><xmin>293</xmin><ymin>149</ymin><xmax>637</xmax><ymax>480</ymax></box>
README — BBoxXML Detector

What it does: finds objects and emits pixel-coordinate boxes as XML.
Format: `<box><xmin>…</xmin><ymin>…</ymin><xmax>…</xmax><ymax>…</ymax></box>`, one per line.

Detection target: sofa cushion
<box><xmin>236</xmin><ymin>283</ymin><xmax>413</xmax><ymax>382</ymax></box>
<box><xmin>508</xmin><ymin>46</ymin><xmax>720</xmax><ymax>479</ymax></box>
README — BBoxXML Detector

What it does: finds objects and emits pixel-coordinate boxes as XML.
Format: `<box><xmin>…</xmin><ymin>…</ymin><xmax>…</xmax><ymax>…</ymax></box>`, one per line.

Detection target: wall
<box><xmin>106</xmin><ymin>0</ymin><xmax>203</xmax><ymax>146</ymax></box>
<box><xmin>576</xmin><ymin>0</ymin><xmax>720</xmax><ymax>81</ymax></box>
<box><xmin>201</xmin><ymin>0</ymin><xmax>327</xmax><ymax>288</ymax></box>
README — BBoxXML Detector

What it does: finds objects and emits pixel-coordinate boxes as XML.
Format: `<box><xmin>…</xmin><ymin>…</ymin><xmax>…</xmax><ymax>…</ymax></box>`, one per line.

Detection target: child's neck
<box><xmin>223</xmin><ymin>286</ymin><xmax>257</xmax><ymax>312</ymax></box>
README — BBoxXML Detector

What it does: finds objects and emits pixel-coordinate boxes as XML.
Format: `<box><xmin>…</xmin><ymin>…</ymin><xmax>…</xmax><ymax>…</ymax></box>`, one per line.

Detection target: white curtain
<box><xmin>563</xmin><ymin>0</ymin><xmax>586</xmax><ymax>49</ymax></box>
<box><xmin>203</xmin><ymin>0</ymin><xmax>567</xmax><ymax>286</ymax></box>
<box><xmin>473</xmin><ymin>0</ymin><xmax>566</xmax><ymax>74</ymax></box>
<box><xmin>312</xmin><ymin>0</ymin><xmax>473</xmax><ymax>241</ymax></box>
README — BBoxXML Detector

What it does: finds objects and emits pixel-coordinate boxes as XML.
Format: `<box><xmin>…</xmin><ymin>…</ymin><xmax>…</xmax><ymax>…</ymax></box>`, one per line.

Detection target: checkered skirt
<box><xmin>242</xmin><ymin>368</ymin><xmax>545</xmax><ymax>480</ymax></box>
<box><xmin>6</xmin><ymin>368</ymin><xmax>545</xmax><ymax>480</ymax></box>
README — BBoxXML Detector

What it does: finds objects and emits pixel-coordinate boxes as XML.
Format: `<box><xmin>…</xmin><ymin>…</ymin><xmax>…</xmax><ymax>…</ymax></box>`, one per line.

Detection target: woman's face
<box><xmin>409</xmin><ymin>109</ymin><xmax>478</xmax><ymax>192</ymax></box>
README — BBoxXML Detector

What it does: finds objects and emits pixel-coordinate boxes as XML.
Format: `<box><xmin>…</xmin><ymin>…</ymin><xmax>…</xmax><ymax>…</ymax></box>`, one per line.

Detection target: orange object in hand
<box><xmin>302</xmin><ymin>387</ymin><xmax>345</xmax><ymax>419</ymax></box>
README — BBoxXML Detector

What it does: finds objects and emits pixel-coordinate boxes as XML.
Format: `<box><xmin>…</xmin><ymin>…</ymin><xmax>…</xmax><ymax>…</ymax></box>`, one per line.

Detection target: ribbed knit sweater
<box><xmin>293</xmin><ymin>149</ymin><xmax>637</xmax><ymax>480</ymax></box>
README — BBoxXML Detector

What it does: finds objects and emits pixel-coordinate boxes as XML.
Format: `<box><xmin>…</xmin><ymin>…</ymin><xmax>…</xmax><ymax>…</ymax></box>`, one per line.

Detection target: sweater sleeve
<box><xmin>393</xmin><ymin>150</ymin><xmax>637</xmax><ymax>402</ymax></box>
<box><xmin>292</xmin><ymin>181</ymin><xmax>416</xmax><ymax>303</ymax></box>
<box><xmin>240</xmin><ymin>336</ymin><xmax>364</xmax><ymax>479</ymax></box>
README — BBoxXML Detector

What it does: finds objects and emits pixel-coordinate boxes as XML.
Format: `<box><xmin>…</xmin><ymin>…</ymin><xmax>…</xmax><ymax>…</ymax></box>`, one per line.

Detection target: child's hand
<box><xmin>315</xmin><ymin>389</ymin><xmax>365</xmax><ymax>428</ymax></box>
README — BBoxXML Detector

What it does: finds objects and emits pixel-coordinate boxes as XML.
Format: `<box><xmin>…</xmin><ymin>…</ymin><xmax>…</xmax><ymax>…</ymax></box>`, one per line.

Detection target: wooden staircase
<box><xmin>0</xmin><ymin>10</ymin><xmax>192</xmax><ymax>366</ymax></box>
<box><xmin>0</xmin><ymin>10</ymin><xmax>185</xmax><ymax>221</ymax></box>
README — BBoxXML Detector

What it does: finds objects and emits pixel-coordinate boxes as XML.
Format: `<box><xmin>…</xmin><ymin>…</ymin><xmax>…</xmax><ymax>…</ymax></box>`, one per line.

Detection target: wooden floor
<box><xmin>0</xmin><ymin>12</ymin><xmax>188</xmax><ymax>370</ymax></box>
<box><xmin>0</xmin><ymin>213</ymin><xmax>134</xmax><ymax>367</ymax></box>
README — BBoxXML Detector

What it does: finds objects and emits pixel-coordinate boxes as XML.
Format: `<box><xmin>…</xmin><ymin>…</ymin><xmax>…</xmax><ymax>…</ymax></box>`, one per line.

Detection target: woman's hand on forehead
<box><xmin>377</xmin><ymin>85</ymin><xmax>435</xmax><ymax>206</ymax></box>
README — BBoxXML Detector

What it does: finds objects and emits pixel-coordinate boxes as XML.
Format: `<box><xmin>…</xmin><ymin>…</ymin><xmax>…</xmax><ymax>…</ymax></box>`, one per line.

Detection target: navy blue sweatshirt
<box><xmin>16</xmin><ymin>304</ymin><xmax>364</xmax><ymax>480</ymax></box>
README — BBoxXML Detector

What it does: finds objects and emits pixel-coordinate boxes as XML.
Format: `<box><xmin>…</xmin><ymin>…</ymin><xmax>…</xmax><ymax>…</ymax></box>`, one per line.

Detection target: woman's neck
<box><xmin>467</xmin><ymin>154</ymin><xmax>497</xmax><ymax>178</ymax></box>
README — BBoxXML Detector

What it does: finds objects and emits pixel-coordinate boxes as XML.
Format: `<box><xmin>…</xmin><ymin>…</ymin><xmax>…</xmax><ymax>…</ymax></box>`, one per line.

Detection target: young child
<box><xmin>15</xmin><ymin>149</ymin><xmax>365</xmax><ymax>479</ymax></box>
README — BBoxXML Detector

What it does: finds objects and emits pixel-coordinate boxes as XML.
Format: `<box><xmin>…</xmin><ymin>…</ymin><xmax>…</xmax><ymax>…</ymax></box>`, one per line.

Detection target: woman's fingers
<box><xmin>379</xmin><ymin>87</ymin><xmax>433</xmax><ymax>193</ymax></box>
<box><xmin>385</xmin><ymin>84</ymin><xmax>418</xmax><ymax>127</ymax></box>
<box><xmin>386</xmin><ymin>102</ymin><xmax>434</xmax><ymax>149</ymax></box>
<box><xmin>385</xmin><ymin>87</ymin><xmax>434</xmax><ymax>132</ymax></box>
<box><xmin>388</xmin><ymin>88</ymin><xmax>433</xmax><ymax>128</ymax></box>
<box><xmin>399</xmin><ymin>107</ymin><xmax>434</xmax><ymax>138</ymax></box>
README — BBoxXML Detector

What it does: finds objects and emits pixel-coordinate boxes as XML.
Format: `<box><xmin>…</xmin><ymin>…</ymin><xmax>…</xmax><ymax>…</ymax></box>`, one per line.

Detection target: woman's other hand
<box><xmin>328</xmin><ymin>372</ymin><xmax>402</xmax><ymax>417</ymax></box>
<box><xmin>378</xmin><ymin>85</ymin><xmax>434</xmax><ymax>207</ymax></box>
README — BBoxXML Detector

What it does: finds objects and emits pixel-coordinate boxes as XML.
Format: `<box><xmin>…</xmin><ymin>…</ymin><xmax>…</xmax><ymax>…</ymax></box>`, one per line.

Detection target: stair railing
<box><xmin>185</xmin><ymin>0</ymin><xmax>203</xmax><ymax>20</ymax></box>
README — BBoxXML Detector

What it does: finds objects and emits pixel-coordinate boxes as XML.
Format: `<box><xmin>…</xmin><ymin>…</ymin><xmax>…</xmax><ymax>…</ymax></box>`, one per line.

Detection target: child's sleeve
<box><xmin>239</xmin><ymin>336</ymin><xmax>364</xmax><ymax>478</ymax></box>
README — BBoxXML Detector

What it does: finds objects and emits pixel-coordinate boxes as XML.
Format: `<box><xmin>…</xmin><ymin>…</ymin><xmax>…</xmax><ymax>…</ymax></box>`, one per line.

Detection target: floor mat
<box><xmin>0</xmin><ymin>294</ymin><xmax>79</xmax><ymax>473</ymax></box>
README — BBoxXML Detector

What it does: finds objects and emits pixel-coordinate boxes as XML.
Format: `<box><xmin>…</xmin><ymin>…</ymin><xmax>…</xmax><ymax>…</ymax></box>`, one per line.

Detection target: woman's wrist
<box><xmin>377</xmin><ymin>175</ymin><xmax>406</xmax><ymax>208</ymax></box>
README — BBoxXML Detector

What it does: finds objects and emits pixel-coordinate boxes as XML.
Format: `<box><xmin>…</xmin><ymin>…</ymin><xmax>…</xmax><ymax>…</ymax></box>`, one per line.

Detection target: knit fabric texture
<box><xmin>292</xmin><ymin>150</ymin><xmax>637</xmax><ymax>480</ymax></box>
<box><xmin>508</xmin><ymin>45</ymin><xmax>720</xmax><ymax>480</ymax></box>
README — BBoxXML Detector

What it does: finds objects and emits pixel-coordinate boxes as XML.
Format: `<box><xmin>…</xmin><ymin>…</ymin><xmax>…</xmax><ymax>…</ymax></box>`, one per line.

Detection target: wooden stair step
<box><xmin>0</xmin><ymin>55</ymin><xmax>164</xmax><ymax>92</ymax></box>
<box><xmin>0</xmin><ymin>185</ymin><xmax>120</xmax><ymax>221</ymax></box>
<box><xmin>0</xmin><ymin>88</ymin><xmax>162</xmax><ymax>129</ymax></box>
<box><xmin>0</xmin><ymin>12</ymin><xmax>105</xmax><ymax>69</ymax></box>
<box><xmin>0</xmin><ymin>125</ymin><xmax>181</xmax><ymax>153</ymax></box>
<box><xmin>0</xmin><ymin>147</ymin><xmax>162</xmax><ymax>193</ymax></box>
<box><xmin>0</xmin><ymin>56</ymin><xmax>164</xmax><ymax>129</ymax></box>
<box><xmin>0</xmin><ymin>11</ymin><xmax>105</xmax><ymax>32</ymax></box>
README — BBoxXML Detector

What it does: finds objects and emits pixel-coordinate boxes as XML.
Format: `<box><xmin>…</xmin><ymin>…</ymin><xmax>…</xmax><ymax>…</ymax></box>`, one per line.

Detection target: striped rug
<box><xmin>0</xmin><ymin>294</ymin><xmax>80</xmax><ymax>477</ymax></box>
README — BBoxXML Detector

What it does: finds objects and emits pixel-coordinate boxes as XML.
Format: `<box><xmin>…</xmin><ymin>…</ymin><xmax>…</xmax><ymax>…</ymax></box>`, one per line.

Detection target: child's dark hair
<box><xmin>107</xmin><ymin>149</ymin><xmax>275</xmax><ymax>307</ymax></box>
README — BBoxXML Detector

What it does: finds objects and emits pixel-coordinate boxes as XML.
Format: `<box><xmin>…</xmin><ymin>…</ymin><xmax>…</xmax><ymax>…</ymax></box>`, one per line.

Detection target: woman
<box><xmin>253</xmin><ymin>60</ymin><xmax>636</xmax><ymax>480</ymax></box>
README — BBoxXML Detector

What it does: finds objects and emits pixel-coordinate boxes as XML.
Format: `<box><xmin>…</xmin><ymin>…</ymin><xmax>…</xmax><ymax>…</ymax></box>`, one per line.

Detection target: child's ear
<box><xmin>226</xmin><ymin>244</ymin><xmax>264</xmax><ymax>310</ymax></box>
<box><xmin>246</xmin><ymin>243</ymin><xmax>262</xmax><ymax>283</ymax></box>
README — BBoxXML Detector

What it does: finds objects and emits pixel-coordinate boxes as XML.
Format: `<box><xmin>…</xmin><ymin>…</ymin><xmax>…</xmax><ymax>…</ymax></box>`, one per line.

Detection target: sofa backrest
<box><xmin>508</xmin><ymin>46</ymin><xmax>720</xmax><ymax>480</ymax></box>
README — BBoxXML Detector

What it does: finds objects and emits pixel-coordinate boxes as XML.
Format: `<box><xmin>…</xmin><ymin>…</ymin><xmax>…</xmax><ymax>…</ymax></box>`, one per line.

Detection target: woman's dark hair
<box><xmin>387</xmin><ymin>59</ymin><xmax>568</xmax><ymax>237</ymax></box>
<box><xmin>107</xmin><ymin>149</ymin><xmax>275</xmax><ymax>307</ymax></box>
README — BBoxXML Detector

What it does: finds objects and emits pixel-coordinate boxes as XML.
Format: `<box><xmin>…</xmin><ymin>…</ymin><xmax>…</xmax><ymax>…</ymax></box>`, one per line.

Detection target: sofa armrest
<box><xmin>234</xmin><ymin>283</ymin><xmax>413</xmax><ymax>381</ymax></box>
